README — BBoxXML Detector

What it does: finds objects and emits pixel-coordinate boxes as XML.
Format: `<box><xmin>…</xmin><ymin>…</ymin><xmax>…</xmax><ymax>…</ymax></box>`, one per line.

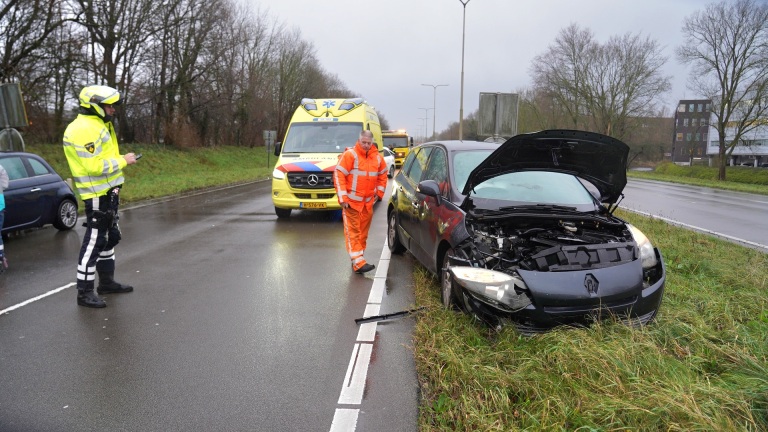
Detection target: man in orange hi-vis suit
<box><xmin>334</xmin><ymin>130</ymin><xmax>388</xmax><ymax>274</ymax></box>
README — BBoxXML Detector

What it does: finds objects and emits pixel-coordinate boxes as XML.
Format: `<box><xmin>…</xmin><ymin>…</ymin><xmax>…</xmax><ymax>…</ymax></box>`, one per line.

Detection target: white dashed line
<box><xmin>330</xmin><ymin>246</ymin><xmax>391</xmax><ymax>431</ymax></box>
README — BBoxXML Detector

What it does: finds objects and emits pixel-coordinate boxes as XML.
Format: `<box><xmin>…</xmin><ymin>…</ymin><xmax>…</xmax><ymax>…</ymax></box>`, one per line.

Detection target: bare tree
<box><xmin>678</xmin><ymin>0</ymin><xmax>768</xmax><ymax>180</ymax></box>
<box><xmin>0</xmin><ymin>0</ymin><xmax>72</xmax><ymax>83</ymax></box>
<box><xmin>530</xmin><ymin>23</ymin><xmax>671</xmax><ymax>141</ymax></box>
<box><xmin>530</xmin><ymin>24</ymin><xmax>594</xmax><ymax>130</ymax></box>
<box><xmin>584</xmin><ymin>33</ymin><xmax>671</xmax><ymax>140</ymax></box>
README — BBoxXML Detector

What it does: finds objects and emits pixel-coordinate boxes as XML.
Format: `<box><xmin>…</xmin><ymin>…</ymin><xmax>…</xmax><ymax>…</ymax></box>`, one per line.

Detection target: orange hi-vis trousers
<box><xmin>342</xmin><ymin>205</ymin><xmax>374</xmax><ymax>271</ymax></box>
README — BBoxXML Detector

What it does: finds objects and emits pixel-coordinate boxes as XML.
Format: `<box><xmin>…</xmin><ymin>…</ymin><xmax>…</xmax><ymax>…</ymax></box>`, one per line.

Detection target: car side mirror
<box><xmin>273</xmin><ymin>142</ymin><xmax>282</xmax><ymax>156</ymax></box>
<box><xmin>417</xmin><ymin>179</ymin><xmax>442</xmax><ymax>206</ymax></box>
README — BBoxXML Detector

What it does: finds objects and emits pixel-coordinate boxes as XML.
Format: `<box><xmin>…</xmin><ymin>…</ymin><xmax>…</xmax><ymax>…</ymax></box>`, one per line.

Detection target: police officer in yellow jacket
<box><xmin>63</xmin><ymin>85</ymin><xmax>138</xmax><ymax>308</ymax></box>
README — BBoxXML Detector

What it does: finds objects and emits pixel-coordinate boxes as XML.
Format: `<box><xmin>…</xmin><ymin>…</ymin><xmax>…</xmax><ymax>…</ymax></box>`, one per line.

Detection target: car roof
<box><xmin>419</xmin><ymin>140</ymin><xmax>500</xmax><ymax>151</ymax></box>
<box><xmin>0</xmin><ymin>151</ymin><xmax>43</xmax><ymax>158</ymax></box>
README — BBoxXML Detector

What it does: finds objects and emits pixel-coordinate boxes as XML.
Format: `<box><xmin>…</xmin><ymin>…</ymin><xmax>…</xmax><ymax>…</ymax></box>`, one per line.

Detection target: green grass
<box><xmin>412</xmin><ymin>213</ymin><xmax>768</xmax><ymax>431</ymax></box>
<box><xmin>628</xmin><ymin>162</ymin><xmax>768</xmax><ymax>196</ymax></box>
<box><xmin>26</xmin><ymin>142</ymin><xmax>274</xmax><ymax>205</ymax></box>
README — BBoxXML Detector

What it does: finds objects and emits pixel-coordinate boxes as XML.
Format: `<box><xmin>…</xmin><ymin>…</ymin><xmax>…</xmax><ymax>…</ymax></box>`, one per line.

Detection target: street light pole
<box><xmin>421</xmin><ymin>84</ymin><xmax>448</xmax><ymax>140</ymax></box>
<box><xmin>418</xmin><ymin>117</ymin><xmax>429</xmax><ymax>142</ymax></box>
<box><xmin>458</xmin><ymin>0</ymin><xmax>470</xmax><ymax>140</ymax></box>
<box><xmin>418</xmin><ymin>107</ymin><xmax>432</xmax><ymax>137</ymax></box>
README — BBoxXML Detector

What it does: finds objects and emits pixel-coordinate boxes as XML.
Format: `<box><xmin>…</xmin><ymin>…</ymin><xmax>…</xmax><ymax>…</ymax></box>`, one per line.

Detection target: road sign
<box><xmin>263</xmin><ymin>130</ymin><xmax>276</xmax><ymax>148</ymax></box>
<box><xmin>477</xmin><ymin>92</ymin><xmax>518</xmax><ymax>139</ymax></box>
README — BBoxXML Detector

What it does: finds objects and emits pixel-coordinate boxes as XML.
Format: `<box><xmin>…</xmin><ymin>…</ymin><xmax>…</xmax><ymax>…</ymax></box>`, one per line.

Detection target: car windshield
<box><xmin>472</xmin><ymin>171</ymin><xmax>595</xmax><ymax>205</ymax></box>
<box><xmin>452</xmin><ymin>150</ymin><xmax>494</xmax><ymax>192</ymax></box>
<box><xmin>282</xmin><ymin>122</ymin><xmax>362</xmax><ymax>153</ymax></box>
<box><xmin>383</xmin><ymin>137</ymin><xmax>408</xmax><ymax>148</ymax></box>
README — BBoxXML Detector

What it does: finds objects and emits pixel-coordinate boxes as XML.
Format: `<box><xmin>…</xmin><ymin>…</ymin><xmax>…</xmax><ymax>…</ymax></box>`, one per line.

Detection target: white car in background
<box><xmin>381</xmin><ymin>147</ymin><xmax>396</xmax><ymax>178</ymax></box>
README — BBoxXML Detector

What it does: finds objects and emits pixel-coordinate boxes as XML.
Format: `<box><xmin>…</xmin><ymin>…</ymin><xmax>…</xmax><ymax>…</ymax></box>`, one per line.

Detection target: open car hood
<box><xmin>462</xmin><ymin>130</ymin><xmax>629</xmax><ymax>204</ymax></box>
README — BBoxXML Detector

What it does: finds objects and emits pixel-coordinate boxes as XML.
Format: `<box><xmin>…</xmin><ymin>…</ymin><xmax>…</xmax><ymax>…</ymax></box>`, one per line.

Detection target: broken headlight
<box><xmin>448</xmin><ymin>267</ymin><xmax>532</xmax><ymax>310</ymax></box>
<box><xmin>627</xmin><ymin>224</ymin><xmax>658</xmax><ymax>270</ymax></box>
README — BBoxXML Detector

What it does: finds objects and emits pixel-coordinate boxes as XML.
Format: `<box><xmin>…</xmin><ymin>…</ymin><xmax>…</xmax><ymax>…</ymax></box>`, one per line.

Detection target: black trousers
<box><xmin>76</xmin><ymin>186</ymin><xmax>122</xmax><ymax>290</ymax></box>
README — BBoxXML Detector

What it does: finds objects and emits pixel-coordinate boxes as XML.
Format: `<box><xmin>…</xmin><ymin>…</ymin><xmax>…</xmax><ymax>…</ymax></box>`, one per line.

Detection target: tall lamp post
<box><xmin>418</xmin><ymin>117</ymin><xmax>429</xmax><ymax>142</ymax></box>
<box><xmin>418</xmin><ymin>107</ymin><xmax>432</xmax><ymax>139</ymax></box>
<box><xmin>422</xmin><ymin>83</ymin><xmax>448</xmax><ymax>140</ymax></box>
<box><xmin>458</xmin><ymin>0</ymin><xmax>470</xmax><ymax>140</ymax></box>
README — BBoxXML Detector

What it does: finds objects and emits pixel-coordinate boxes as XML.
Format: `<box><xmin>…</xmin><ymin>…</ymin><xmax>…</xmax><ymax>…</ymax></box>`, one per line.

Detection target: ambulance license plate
<box><xmin>301</xmin><ymin>202</ymin><xmax>326</xmax><ymax>209</ymax></box>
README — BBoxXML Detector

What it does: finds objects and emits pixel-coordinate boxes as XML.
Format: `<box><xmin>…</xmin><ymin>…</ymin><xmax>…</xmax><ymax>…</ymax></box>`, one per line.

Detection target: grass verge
<box><xmin>628</xmin><ymin>163</ymin><xmax>768</xmax><ymax>196</ymax></box>
<box><xmin>26</xmin><ymin>142</ymin><xmax>275</xmax><ymax>205</ymax></box>
<box><xmin>412</xmin><ymin>211</ymin><xmax>768</xmax><ymax>431</ymax></box>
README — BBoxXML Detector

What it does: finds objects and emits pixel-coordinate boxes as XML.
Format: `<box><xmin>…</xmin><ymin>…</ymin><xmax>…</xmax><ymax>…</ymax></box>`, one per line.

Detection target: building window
<box><xmin>697</xmin><ymin>148</ymin><xmax>703</xmax><ymax>156</ymax></box>
<box><xmin>684</xmin><ymin>118</ymin><xmax>689</xmax><ymax>127</ymax></box>
<box><xmin>695</xmin><ymin>133</ymin><xmax>700</xmax><ymax>141</ymax></box>
<box><xmin>704</xmin><ymin>103</ymin><xmax>710</xmax><ymax>111</ymax></box>
<box><xmin>676</xmin><ymin>133</ymin><xmax>683</xmax><ymax>142</ymax></box>
<box><xmin>692</xmin><ymin>118</ymin><xmax>698</xmax><ymax>127</ymax></box>
<box><xmin>688</xmin><ymin>104</ymin><xmax>694</xmax><ymax>112</ymax></box>
<box><xmin>677</xmin><ymin>104</ymin><xmax>685</xmax><ymax>113</ymax></box>
<box><xmin>703</xmin><ymin>133</ymin><xmax>708</xmax><ymax>142</ymax></box>
<box><xmin>686</xmin><ymin>133</ymin><xmax>692</xmax><ymax>141</ymax></box>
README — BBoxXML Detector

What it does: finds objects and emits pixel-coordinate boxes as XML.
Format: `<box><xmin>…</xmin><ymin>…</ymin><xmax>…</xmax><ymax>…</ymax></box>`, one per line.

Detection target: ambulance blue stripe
<box><xmin>293</xmin><ymin>161</ymin><xmax>324</xmax><ymax>171</ymax></box>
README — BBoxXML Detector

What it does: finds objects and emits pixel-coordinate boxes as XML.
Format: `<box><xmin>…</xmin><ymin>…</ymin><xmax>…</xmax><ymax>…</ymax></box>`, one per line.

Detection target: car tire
<box><xmin>388</xmin><ymin>165</ymin><xmax>395</xmax><ymax>178</ymax></box>
<box><xmin>387</xmin><ymin>210</ymin><xmax>405</xmax><ymax>254</ymax></box>
<box><xmin>440</xmin><ymin>248</ymin><xmax>458</xmax><ymax>309</ymax></box>
<box><xmin>275</xmin><ymin>207</ymin><xmax>291</xmax><ymax>219</ymax></box>
<box><xmin>53</xmin><ymin>199</ymin><xmax>78</xmax><ymax>230</ymax></box>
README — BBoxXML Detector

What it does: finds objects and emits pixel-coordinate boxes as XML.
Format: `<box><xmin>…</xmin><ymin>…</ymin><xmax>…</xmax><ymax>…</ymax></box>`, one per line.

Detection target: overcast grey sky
<box><xmin>248</xmin><ymin>0</ymin><xmax>707</xmax><ymax>139</ymax></box>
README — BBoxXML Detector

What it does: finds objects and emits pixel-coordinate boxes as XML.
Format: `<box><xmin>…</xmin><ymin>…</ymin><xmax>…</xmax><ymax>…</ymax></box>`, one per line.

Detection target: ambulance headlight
<box><xmin>272</xmin><ymin>168</ymin><xmax>285</xmax><ymax>180</ymax></box>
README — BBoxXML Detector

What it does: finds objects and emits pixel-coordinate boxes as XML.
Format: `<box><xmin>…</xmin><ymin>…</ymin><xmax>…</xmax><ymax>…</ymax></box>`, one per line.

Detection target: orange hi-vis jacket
<box><xmin>334</xmin><ymin>141</ymin><xmax>388</xmax><ymax>211</ymax></box>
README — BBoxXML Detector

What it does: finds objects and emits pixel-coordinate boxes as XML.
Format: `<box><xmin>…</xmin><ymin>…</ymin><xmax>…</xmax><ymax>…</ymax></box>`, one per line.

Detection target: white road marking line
<box><xmin>357</xmin><ymin>304</ymin><xmax>380</xmax><ymax>342</ymax></box>
<box><xmin>0</xmin><ymin>283</ymin><xmax>75</xmax><ymax>315</ymax></box>
<box><xmin>338</xmin><ymin>343</ymin><xmax>373</xmax><ymax>405</ymax></box>
<box><xmin>330</xmin><ymin>409</ymin><xmax>359</xmax><ymax>432</ymax></box>
<box><xmin>367</xmin><ymin>278</ymin><xmax>386</xmax><ymax>304</ymax></box>
<box><xmin>623</xmin><ymin>207</ymin><xmax>768</xmax><ymax>252</ymax></box>
<box><xmin>331</xmin><ymin>243</ymin><xmax>393</xmax><ymax>431</ymax></box>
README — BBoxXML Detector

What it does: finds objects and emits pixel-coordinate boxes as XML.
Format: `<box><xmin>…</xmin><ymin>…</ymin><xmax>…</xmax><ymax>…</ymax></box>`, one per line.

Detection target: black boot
<box><xmin>77</xmin><ymin>283</ymin><xmax>106</xmax><ymax>308</ymax></box>
<box><xmin>97</xmin><ymin>271</ymin><xmax>134</xmax><ymax>294</ymax></box>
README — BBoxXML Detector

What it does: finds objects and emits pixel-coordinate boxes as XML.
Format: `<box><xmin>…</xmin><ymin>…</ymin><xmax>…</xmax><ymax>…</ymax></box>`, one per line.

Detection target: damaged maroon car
<box><xmin>387</xmin><ymin>129</ymin><xmax>665</xmax><ymax>334</ymax></box>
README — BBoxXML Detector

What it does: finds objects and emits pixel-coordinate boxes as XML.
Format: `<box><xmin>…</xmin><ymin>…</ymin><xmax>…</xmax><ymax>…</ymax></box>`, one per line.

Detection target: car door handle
<box><xmin>30</xmin><ymin>187</ymin><xmax>42</xmax><ymax>192</ymax></box>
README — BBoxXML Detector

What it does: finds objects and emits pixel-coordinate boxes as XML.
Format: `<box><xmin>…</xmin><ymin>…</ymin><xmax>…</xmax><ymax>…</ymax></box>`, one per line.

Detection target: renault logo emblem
<box><xmin>584</xmin><ymin>274</ymin><xmax>598</xmax><ymax>296</ymax></box>
<box><xmin>307</xmin><ymin>174</ymin><xmax>319</xmax><ymax>186</ymax></box>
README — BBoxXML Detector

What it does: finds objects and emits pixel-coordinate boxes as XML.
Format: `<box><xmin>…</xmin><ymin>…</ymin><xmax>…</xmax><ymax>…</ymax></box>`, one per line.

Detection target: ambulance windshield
<box><xmin>282</xmin><ymin>122</ymin><xmax>363</xmax><ymax>153</ymax></box>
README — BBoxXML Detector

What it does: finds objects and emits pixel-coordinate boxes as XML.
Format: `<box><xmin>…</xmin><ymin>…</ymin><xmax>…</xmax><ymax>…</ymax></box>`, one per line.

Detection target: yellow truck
<box><xmin>382</xmin><ymin>129</ymin><xmax>413</xmax><ymax>168</ymax></box>
<box><xmin>271</xmin><ymin>98</ymin><xmax>383</xmax><ymax>218</ymax></box>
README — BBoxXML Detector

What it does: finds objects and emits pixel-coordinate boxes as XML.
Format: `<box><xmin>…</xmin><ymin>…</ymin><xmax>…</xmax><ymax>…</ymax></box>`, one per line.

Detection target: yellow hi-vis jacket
<box><xmin>63</xmin><ymin>114</ymin><xmax>126</xmax><ymax>200</ymax></box>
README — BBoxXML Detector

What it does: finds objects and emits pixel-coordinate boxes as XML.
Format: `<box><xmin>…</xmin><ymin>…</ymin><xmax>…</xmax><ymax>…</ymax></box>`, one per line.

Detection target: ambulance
<box><xmin>271</xmin><ymin>98</ymin><xmax>383</xmax><ymax>218</ymax></box>
<box><xmin>381</xmin><ymin>129</ymin><xmax>413</xmax><ymax>168</ymax></box>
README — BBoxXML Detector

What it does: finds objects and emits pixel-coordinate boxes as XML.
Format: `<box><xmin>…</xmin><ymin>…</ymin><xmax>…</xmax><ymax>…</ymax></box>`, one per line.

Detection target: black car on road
<box><xmin>386</xmin><ymin>130</ymin><xmax>666</xmax><ymax>334</ymax></box>
<box><xmin>0</xmin><ymin>152</ymin><xmax>78</xmax><ymax>234</ymax></box>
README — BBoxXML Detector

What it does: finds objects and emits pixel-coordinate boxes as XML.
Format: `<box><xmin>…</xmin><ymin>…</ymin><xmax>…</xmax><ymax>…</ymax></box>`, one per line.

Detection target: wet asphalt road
<box><xmin>0</xmin><ymin>180</ymin><xmax>419</xmax><ymax>432</ymax></box>
<box><xmin>622</xmin><ymin>178</ymin><xmax>768</xmax><ymax>251</ymax></box>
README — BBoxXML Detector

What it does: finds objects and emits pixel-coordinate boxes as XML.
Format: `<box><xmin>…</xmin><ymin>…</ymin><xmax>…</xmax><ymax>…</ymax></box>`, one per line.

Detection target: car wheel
<box><xmin>275</xmin><ymin>207</ymin><xmax>291</xmax><ymax>219</ymax></box>
<box><xmin>53</xmin><ymin>199</ymin><xmax>78</xmax><ymax>230</ymax></box>
<box><xmin>387</xmin><ymin>210</ymin><xmax>405</xmax><ymax>254</ymax></box>
<box><xmin>440</xmin><ymin>248</ymin><xmax>458</xmax><ymax>309</ymax></box>
<box><xmin>388</xmin><ymin>165</ymin><xmax>395</xmax><ymax>178</ymax></box>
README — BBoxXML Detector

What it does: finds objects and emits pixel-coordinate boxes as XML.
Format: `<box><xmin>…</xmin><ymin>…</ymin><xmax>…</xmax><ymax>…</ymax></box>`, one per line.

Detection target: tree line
<box><xmin>1</xmin><ymin>0</ymin><xmax>357</xmax><ymax>147</ymax></box>
<box><xmin>3</xmin><ymin>0</ymin><xmax>767</xmax><ymax>181</ymax></box>
<box><xmin>440</xmin><ymin>0</ymin><xmax>768</xmax><ymax>180</ymax></box>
